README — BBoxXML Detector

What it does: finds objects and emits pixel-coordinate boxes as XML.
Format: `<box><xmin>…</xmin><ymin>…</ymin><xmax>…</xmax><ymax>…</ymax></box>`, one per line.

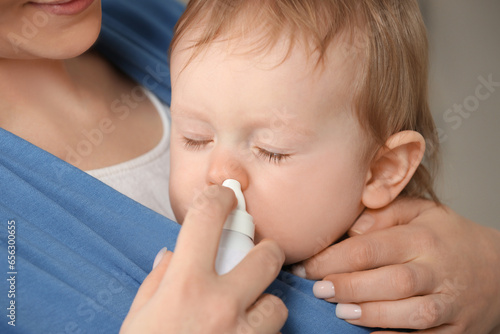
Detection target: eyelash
<box><xmin>256</xmin><ymin>148</ymin><xmax>290</xmax><ymax>164</ymax></box>
<box><xmin>183</xmin><ymin>137</ymin><xmax>212</xmax><ymax>150</ymax></box>
<box><xmin>182</xmin><ymin>137</ymin><xmax>291</xmax><ymax>164</ymax></box>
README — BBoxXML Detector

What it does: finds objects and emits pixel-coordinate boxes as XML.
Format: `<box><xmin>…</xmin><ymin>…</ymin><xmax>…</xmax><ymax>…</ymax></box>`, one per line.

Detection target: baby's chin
<box><xmin>252</xmin><ymin>232</ymin><xmax>313</xmax><ymax>266</ymax></box>
<box><xmin>284</xmin><ymin>252</ymin><xmax>314</xmax><ymax>266</ymax></box>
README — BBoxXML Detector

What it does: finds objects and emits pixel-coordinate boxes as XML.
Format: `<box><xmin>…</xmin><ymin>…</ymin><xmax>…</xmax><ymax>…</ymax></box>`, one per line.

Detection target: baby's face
<box><xmin>169</xmin><ymin>34</ymin><xmax>370</xmax><ymax>264</ymax></box>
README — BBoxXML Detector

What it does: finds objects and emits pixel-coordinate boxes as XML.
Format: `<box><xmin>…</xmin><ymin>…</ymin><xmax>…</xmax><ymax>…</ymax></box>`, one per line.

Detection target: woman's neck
<box><xmin>0</xmin><ymin>53</ymin><xmax>164</xmax><ymax>171</ymax></box>
<box><xmin>0</xmin><ymin>57</ymin><xmax>91</xmax><ymax>121</ymax></box>
<box><xmin>0</xmin><ymin>53</ymin><xmax>117</xmax><ymax>163</ymax></box>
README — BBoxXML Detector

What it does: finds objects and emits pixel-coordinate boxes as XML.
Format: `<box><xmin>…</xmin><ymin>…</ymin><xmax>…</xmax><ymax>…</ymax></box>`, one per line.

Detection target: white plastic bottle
<box><xmin>215</xmin><ymin>179</ymin><xmax>255</xmax><ymax>275</ymax></box>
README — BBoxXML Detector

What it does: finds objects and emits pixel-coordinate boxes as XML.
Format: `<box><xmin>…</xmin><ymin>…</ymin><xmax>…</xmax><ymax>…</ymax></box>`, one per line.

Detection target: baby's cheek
<box><xmin>169</xmin><ymin>197</ymin><xmax>185</xmax><ymax>224</ymax></box>
<box><xmin>169</xmin><ymin>180</ymin><xmax>189</xmax><ymax>224</ymax></box>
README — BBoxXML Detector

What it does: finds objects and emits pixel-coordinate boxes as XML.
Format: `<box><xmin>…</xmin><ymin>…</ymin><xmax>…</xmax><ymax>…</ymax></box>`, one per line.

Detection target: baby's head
<box><xmin>168</xmin><ymin>0</ymin><xmax>439</xmax><ymax>264</ymax></box>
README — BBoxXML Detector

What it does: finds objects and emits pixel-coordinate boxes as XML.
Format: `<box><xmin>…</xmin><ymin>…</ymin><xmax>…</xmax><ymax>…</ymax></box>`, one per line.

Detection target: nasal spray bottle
<box><xmin>215</xmin><ymin>179</ymin><xmax>255</xmax><ymax>275</ymax></box>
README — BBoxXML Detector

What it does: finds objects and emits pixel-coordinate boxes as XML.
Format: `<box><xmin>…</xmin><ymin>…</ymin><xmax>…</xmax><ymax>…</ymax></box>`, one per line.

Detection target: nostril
<box><xmin>206</xmin><ymin>150</ymin><xmax>249</xmax><ymax>190</ymax></box>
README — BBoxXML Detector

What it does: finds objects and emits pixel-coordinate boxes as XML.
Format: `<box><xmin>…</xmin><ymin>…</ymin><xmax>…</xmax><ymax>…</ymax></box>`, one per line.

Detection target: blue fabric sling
<box><xmin>0</xmin><ymin>0</ymin><xmax>371</xmax><ymax>333</ymax></box>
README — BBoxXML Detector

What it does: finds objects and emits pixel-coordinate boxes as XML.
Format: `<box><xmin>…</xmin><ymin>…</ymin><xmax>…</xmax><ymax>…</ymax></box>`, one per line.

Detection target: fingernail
<box><xmin>336</xmin><ymin>303</ymin><xmax>362</xmax><ymax>320</ymax></box>
<box><xmin>291</xmin><ymin>264</ymin><xmax>306</xmax><ymax>278</ymax></box>
<box><xmin>350</xmin><ymin>214</ymin><xmax>374</xmax><ymax>235</ymax></box>
<box><xmin>313</xmin><ymin>281</ymin><xmax>336</xmax><ymax>299</ymax></box>
<box><xmin>152</xmin><ymin>247</ymin><xmax>168</xmax><ymax>270</ymax></box>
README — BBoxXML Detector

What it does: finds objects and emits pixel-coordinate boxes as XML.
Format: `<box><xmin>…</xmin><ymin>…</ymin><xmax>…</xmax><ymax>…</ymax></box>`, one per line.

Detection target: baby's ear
<box><xmin>362</xmin><ymin>131</ymin><xmax>425</xmax><ymax>209</ymax></box>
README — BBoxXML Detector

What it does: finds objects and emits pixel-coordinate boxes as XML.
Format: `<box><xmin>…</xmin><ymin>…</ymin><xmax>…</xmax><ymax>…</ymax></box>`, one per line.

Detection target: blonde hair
<box><xmin>171</xmin><ymin>0</ymin><xmax>439</xmax><ymax>202</ymax></box>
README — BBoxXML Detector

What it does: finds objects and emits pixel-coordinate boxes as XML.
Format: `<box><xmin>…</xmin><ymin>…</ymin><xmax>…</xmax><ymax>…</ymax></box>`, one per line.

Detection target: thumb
<box><xmin>348</xmin><ymin>211</ymin><xmax>376</xmax><ymax>236</ymax></box>
<box><xmin>348</xmin><ymin>198</ymin><xmax>436</xmax><ymax>236</ymax></box>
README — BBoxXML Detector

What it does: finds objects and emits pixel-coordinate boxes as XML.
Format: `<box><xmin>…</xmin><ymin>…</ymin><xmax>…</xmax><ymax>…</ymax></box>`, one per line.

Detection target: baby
<box><xmin>168</xmin><ymin>0</ymin><xmax>439</xmax><ymax>265</ymax></box>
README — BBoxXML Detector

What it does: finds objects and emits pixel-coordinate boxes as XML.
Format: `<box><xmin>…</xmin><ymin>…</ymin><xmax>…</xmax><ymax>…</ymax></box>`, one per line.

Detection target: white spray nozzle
<box><xmin>222</xmin><ymin>179</ymin><xmax>246</xmax><ymax>210</ymax></box>
<box><xmin>222</xmin><ymin>179</ymin><xmax>255</xmax><ymax>240</ymax></box>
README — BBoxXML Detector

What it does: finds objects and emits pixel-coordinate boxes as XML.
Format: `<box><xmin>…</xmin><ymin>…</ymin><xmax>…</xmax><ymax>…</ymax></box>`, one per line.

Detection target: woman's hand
<box><xmin>121</xmin><ymin>185</ymin><xmax>288</xmax><ymax>334</ymax></box>
<box><xmin>297</xmin><ymin>198</ymin><xmax>500</xmax><ymax>333</ymax></box>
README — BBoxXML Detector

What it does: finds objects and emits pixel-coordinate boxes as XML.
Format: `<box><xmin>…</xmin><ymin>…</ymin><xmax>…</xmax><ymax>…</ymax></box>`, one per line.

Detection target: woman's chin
<box><xmin>0</xmin><ymin>4</ymin><xmax>101</xmax><ymax>60</ymax></box>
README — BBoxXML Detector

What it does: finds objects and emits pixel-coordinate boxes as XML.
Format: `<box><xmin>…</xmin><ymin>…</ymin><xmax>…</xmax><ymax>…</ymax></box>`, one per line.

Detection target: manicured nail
<box><xmin>291</xmin><ymin>264</ymin><xmax>306</xmax><ymax>278</ymax></box>
<box><xmin>336</xmin><ymin>303</ymin><xmax>362</xmax><ymax>320</ymax></box>
<box><xmin>153</xmin><ymin>247</ymin><xmax>168</xmax><ymax>270</ymax></box>
<box><xmin>313</xmin><ymin>280</ymin><xmax>336</xmax><ymax>299</ymax></box>
<box><xmin>350</xmin><ymin>214</ymin><xmax>374</xmax><ymax>235</ymax></box>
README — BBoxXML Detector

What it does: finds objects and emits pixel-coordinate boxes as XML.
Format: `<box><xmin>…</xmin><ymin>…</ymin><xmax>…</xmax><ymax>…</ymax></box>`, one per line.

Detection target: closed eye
<box><xmin>256</xmin><ymin>147</ymin><xmax>291</xmax><ymax>164</ymax></box>
<box><xmin>183</xmin><ymin>137</ymin><xmax>213</xmax><ymax>150</ymax></box>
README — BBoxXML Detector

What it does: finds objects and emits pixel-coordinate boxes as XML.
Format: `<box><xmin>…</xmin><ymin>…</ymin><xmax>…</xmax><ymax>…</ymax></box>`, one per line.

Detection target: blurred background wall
<box><xmin>420</xmin><ymin>0</ymin><xmax>500</xmax><ymax>230</ymax></box>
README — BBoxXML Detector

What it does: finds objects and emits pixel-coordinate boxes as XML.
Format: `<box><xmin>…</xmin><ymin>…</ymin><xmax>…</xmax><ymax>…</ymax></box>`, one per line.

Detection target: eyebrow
<box><xmin>170</xmin><ymin>103</ymin><xmax>210</xmax><ymax>121</ymax></box>
<box><xmin>171</xmin><ymin>103</ymin><xmax>315</xmax><ymax>137</ymax></box>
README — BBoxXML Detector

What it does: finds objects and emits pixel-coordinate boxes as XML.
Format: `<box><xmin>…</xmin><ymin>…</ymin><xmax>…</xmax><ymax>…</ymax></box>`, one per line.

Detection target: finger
<box><xmin>349</xmin><ymin>198</ymin><xmax>436</xmax><ymax>236</ymax></box>
<box><xmin>317</xmin><ymin>262</ymin><xmax>435</xmax><ymax>303</ymax></box>
<box><xmin>171</xmin><ymin>185</ymin><xmax>236</xmax><ymax>272</ymax></box>
<box><xmin>226</xmin><ymin>239</ymin><xmax>285</xmax><ymax>307</ymax></box>
<box><xmin>340</xmin><ymin>294</ymin><xmax>454</xmax><ymax>330</ymax></box>
<box><xmin>127</xmin><ymin>250</ymin><xmax>174</xmax><ymax>316</ymax></box>
<box><xmin>301</xmin><ymin>224</ymin><xmax>427</xmax><ymax>279</ymax></box>
<box><xmin>245</xmin><ymin>294</ymin><xmax>288</xmax><ymax>334</ymax></box>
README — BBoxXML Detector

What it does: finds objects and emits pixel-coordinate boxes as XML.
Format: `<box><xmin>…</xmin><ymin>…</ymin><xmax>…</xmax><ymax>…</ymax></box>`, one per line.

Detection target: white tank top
<box><xmin>86</xmin><ymin>89</ymin><xmax>175</xmax><ymax>221</ymax></box>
